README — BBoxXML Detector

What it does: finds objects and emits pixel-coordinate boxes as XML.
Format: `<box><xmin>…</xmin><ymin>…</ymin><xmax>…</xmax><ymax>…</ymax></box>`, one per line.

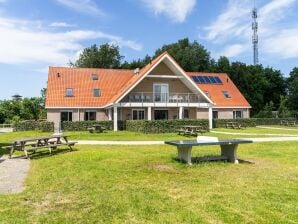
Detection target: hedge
<box><xmin>126</xmin><ymin>119</ymin><xmax>209</xmax><ymax>133</ymax></box>
<box><xmin>213</xmin><ymin>118</ymin><xmax>296</xmax><ymax>128</ymax></box>
<box><xmin>62</xmin><ymin>121</ymin><xmax>114</xmax><ymax>131</ymax></box>
<box><xmin>14</xmin><ymin>121</ymin><xmax>54</xmax><ymax>132</ymax></box>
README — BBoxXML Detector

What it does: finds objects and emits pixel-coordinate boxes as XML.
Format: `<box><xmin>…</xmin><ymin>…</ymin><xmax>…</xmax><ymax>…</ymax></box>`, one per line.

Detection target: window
<box><xmin>183</xmin><ymin>109</ymin><xmax>189</xmax><ymax>119</ymax></box>
<box><xmin>132</xmin><ymin>109</ymin><xmax>145</xmax><ymax>120</ymax></box>
<box><xmin>222</xmin><ymin>91</ymin><xmax>231</xmax><ymax>98</ymax></box>
<box><xmin>61</xmin><ymin>111</ymin><xmax>72</xmax><ymax>122</ymax></box>
<box><xmin>233</xmin><ymin>110</ymin><xmax>242</xmax><ymax>119</ymax></box>
<box><xmin>93</xmin><ymin>89</ymin><xmax>100</xmax><ymax>97</ymax></box>
<box><xmin>92</xmin><ymin>74</ymin><xmax>98</xmax><ymax>80</ymax></box>
<box><xmin>84</xmin><ymin>111</ymin><xmax>96</xmax><ymax>121</ymax></box>
<box><xmin>66</xmin><ymin>88</ymin><xmax>73</xmax><ymax>97</ymax></box>
<box><xmin>212</xmin><ymin>110</ymin><xmax>218</xmax><ymax>119</ymax></box>
<box><xmin>154</xmin><ymin>110</ymin><xmax>168</xmax><ymax>120</ymax></box>
<box><xmin>153</xmin><ymin>83</ymin><xmax>169</xmax><ymax>102</ymax></box>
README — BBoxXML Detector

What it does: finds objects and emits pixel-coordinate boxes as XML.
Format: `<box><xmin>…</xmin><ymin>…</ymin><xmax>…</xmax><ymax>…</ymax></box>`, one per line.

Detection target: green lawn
<box><xmin>0</xmin><ymin>142</ymin><xmax>297</xmax><ymax>223</ymax></box>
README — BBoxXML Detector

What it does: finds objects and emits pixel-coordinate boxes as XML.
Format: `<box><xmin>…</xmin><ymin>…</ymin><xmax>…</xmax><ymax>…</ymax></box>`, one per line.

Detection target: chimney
<box><xmin>134</xmin><ymin>68</ymin><xmax>140</xmax><ymax>75</ymax></box>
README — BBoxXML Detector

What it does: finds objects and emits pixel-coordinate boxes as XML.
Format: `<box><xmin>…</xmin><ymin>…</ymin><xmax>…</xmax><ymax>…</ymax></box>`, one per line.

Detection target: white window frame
<box><xmin>93</xmin><ymin>88</ymin><xmax>101</xmax><ymax>97</ymax></box>
<box><xmin>153</xmin><ymin>83</ymin><xmax>169</xmax><ymax>102</ymax></box>
<box><xmin>61</xmin><ymin>110</ymin><xmax>73</xmax><ymax>121</ymax></box>
<box><xmin>84</xmin><ymin>110</ymin><xmax>97</xmax><ymax>121</ymax></box>
<box><xmin>233</xmin><ymin>110</ymin><xmax>243</xmax><ymax>119</ymax></box>
<box><xmin>66</xmin><ymin>88</ymin><xmax>73</xmax><ymax>97</ymax></box>
<box><xmin>132</xmin><ymin>109</ymin><xmax>145</xmax><ymax>120</ymax></box>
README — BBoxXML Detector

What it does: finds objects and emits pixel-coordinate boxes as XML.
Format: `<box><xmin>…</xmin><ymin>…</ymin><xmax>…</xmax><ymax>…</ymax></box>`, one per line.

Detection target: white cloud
<box><xmin>218</xmin><ymin>44</ymin><xmax>248</xmax><ymax>58</ymax></box>
<box><xmin>49</xmin><ymin>22</ymin><xmax>76</xmax><ymax>28</ymax></box>
<box><xmin>204</xmin><ymin>0</ymin><xmax>298</xmax><ymax>59</ymax></box>
<box><xmin>142</xmin><ymin>0</ymin><xmax>196</xmax><ymax>23</ymax></box>
<box><xmin>0</xmin><ymin>16</ymin><xmax>143</xmax><ymax>65</ymax></box>
<box><xmin>0</xmin><ymin>0</ymin><xmax>7</xmax><ymax>3</ymax></box>
<box><xmin>56</xmin><ymin>0</ymin><xmax>105</xmax><ymax>16</ymax></box>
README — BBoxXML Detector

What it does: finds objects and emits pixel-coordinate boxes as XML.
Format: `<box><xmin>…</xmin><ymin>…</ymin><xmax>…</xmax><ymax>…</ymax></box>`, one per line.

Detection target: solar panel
<box><xmin>192</xmin><ymin>75</ymin><xmax>223</xmax><ymax>84</ymax></box>
<box><xmin>214</xmin><ymin>76</ymin><xmax>222</xmax><ymax>84</ymax></box>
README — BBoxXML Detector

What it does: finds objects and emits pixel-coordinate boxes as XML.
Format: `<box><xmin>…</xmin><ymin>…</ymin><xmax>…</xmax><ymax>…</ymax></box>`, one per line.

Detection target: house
<box><xmin>46</xmin><ymin>52</ymin><xmax>251</xmax><ymax>131</ymax></box>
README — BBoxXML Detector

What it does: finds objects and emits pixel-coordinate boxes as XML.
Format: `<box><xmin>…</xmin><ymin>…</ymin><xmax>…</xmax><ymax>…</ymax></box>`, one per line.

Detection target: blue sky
<box><xmin>0</xmin><ymin>0</ymin><xmax>298</xmax><ymax>99</ymax></box>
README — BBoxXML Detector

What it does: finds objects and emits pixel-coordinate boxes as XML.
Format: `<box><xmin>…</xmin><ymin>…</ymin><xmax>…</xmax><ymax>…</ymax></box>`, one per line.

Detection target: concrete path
<box><xmin>240</xmin><ymin>136</ymin><xmax>298</xmax><ymax>142</ymax></box>
<box><xmin>257</xmin><ymin>126</ymin><xmax>298</xmax><ymax>131</ymax></box>
<box><xmin>210</xmin><ymin>130</ymin><xmax>298</xmax><ymax>137</ymax></box>
<box><xmin>77</xmin><ymin>140</ymin><xmax>164</xmax><ymax>145</ymax></box>
<box><xmin>0</xmin><ymin>155</ymin><xmax>30</xmax><ymax>194</ymax></box>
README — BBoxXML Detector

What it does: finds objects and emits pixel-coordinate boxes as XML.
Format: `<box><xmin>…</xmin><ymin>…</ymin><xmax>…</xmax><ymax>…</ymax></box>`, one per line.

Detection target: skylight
<box><xmin>222</xmin><ymin>91</ymin><xmax>231</xmax><ymax>98</ymax></box>
<box><xmin>92</xmin><ymin>74</ymin><xmax>98</xmax><ymax>80</ymax></box>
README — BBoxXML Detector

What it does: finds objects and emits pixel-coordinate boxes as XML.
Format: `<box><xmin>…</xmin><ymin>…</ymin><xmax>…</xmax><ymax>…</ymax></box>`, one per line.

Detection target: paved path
<box><xmin>210</xmin><ymin>130</ymin><xmax>298</xmax><ymax>137</ymax></box>
<box><xmin>240</xmin><ymin>136</ymin><xmax>298</xmax><ymax>142</ymax></box>
<box><xmin>257</xmin><ymin>126</ymin><xmax>298</xmax><ymax>131</ymax></box>
<box><xmin>77</xmin><ymin>140</ymin><xmax>164</xmax><ymax>145</ymax></box>
<box><xmin>0</xmin><ymin>155</ymin><xmax>30</xmax><ymax>194</ymax></box>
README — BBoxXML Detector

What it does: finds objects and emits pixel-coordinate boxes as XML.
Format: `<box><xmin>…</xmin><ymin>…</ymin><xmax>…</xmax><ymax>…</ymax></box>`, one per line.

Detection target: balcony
<box><xmin>121</xmin><ymin>92</ymin><xmax>203</xmax><ymax>103</ymax></box>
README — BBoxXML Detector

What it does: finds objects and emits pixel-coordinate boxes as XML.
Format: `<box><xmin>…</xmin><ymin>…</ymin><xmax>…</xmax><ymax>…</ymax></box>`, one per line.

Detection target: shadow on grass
<box><xmin>172</xmin><ymin>156</ymin><xmax>254</xmax><ymax>165</ymax></box>
<box><xmin>9</xmin><ymin>147</ymin><xmax>78</xmax><ymax>160</ymax></box>
<box><xmin>0</xmin><ymin>143</ymin><xmax>10</xmax><ymax>157</ymax></box>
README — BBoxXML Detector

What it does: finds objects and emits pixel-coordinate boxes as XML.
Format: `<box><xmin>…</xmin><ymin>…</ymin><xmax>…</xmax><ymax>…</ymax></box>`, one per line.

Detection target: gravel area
<box><xmin>0</xmin><ymin>155</ymin><xmax>30</xmax><ymax>194</ymax></box>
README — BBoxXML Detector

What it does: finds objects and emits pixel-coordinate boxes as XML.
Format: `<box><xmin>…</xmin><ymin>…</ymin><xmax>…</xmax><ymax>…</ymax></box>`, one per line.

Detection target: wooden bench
<box><xmin>176</xmin><ymin>126</ymin><xmax>209</xmax><ymax>136</ymax></box>
<box><xmin>5</xmin><ymin>135</ymin><xmax>77</xmax><ymax>159</ymax></box>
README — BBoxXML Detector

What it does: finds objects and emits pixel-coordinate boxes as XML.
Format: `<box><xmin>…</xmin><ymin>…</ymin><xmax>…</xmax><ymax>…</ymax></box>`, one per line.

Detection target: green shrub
<box><xmin>214</xmin><ymin>118</ymin><xmax>296</xmax><ymax>128</ymax></box>
<box><xmin>62</xmin><ymin>121</ymin><xmax>113</xmax><ymax>131</ymax></box>
<box><xmin>126</xmin><ymin>120</ymin><xmax>209</xmax><ymax>133</ymax></box>
<box><xmin>14</xmin><ymin>121</ymin><xmax>54</xmax><ymax>132</ymax></box>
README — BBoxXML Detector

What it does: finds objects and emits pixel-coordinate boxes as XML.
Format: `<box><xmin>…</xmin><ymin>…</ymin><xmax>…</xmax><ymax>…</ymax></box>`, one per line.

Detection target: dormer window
<box><xmin>92</xmin><ymin>74</ymin><xmax>98</xmax><ymax>80</ymax></box>
<box><xmin>93</xmin><ymin>88</ymin><xmax>100</xmax><ymax>97</ymax></box>
<box><xmin>222</xmin><ymin>91</ymin><xmax>231</xmax><ymax>98</ymax></box>
<box><xmin>66</xmin><ymin>88</ymin><xmax>73</xmax><ymax>97</ymax></box>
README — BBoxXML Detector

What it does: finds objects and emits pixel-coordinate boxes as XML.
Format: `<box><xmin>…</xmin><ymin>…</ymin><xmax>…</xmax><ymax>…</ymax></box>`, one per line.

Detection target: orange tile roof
<box><xmin>186</xmin><ymin>72</ymin><xmax>251</xmax><ymax>107</ymax></box>
<box><xmin>46</xmin><ymin>52</ymin><xmax>251</xmax><ymax>108</ymax></box>
<box><xmin>46</xmin><ymin>67</ymin><xmax>134</xmax><ymax>107</ymax></box>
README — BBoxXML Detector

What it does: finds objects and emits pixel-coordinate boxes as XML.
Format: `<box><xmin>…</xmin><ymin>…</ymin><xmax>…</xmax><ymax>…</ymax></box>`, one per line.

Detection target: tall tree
<box><xmin>153</xmin><ymin>38</ymin><xmax>211</xmax><ymax>72</ymax></box>
<box><xmin>73</xmin><ymin>44</ymin><xmax>123</xmax><ymax>68</ymax></box>
<box><xmin>287</xmin><ymin>67</ymin><xmax>298</xmax><ymax>111</ymax></box>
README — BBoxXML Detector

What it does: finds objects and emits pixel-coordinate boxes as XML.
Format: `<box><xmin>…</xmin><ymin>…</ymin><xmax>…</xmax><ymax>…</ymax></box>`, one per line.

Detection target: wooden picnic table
<box><xmin>176</xmin><ymin>125</ymin><xmax>209</xmax><ymax>136</ymax></box>
<box><xmin>88</xmin><ymin>125</ymin><xmax>106</xmax><ymax>133</ymax></box>
<box><xmin>280</xmin><ymin>120</ymin><xmax>296</xmax><ymax>126</ymax></box>
<box><xmin>225</xmin><ymin>122</ymin><xmax>246</xmax><ymax>129</ymax></box>
<box><xmin>6</xmin><ymin>135</ymin><xmax>77</xmax><ymax>159</ymax></box>
<box><xmin>165</xmin><ymin>139</ymin><xmax>252</xmax><ymax>165</ymax></box>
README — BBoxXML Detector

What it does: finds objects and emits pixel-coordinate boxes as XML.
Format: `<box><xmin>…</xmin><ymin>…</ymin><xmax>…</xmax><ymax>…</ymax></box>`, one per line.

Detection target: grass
<box><xmin>0</xmin><ymin>142</ymin><xmax>297</xmax><ymax>223</ymax></box>
<box><xmin>214</xmin><ymin>126</ymin><xmax>298</xmax><ymax>135</ymax></box>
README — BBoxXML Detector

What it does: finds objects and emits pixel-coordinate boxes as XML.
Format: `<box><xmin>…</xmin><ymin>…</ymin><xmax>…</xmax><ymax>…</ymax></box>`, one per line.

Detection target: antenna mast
<box><xmin>252</xmin><ymin>2</ymin><xmax>259</xmax><ymax>65</ymax></box>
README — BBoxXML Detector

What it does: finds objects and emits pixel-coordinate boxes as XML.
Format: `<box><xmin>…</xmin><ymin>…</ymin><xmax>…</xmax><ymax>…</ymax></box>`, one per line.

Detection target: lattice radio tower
<box><xmin>252</xmin><ymin>4</ymin><xmax>259</xmax><ymax>65</ymax></box>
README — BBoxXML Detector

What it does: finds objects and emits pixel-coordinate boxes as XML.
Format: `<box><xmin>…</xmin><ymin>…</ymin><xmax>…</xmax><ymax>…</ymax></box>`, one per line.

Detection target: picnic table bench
<box><xmin>225</xmin><ymin>122</ymin><xmax>246</xmax><ymax>129</ymax></box>
<box><xmin>280</xmin><ymin>120</ymin><xmax>296</xmax><ymax>126</ymax></box>
<box><xmin>5</xmin><ymin>135</ymin><xmax>77</xmax><ymax>159</ymax></box>
<box><xmin>88</xmin><ymin>125</ymin><xmax>106</xmax><ymax>133</ymax></box>
<box><xmin>176</xmin><ymin>125</ymin><xmax>209</xmax><ymax>136</ymax></box>
<box><xmin>165</xmin><ymin>138</ymin><xmax>252</xmax><ymax>165</ymax></box>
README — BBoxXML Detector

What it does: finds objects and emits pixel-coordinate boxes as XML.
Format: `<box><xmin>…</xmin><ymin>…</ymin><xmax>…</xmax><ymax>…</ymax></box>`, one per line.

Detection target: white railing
<box><xmin>122</xmin><ymin>92</ymin><xmax>202</xmax><ymax>103</ymax></box>
<box><xmin>0</xmin><ymin>124</ymin><xmax>12</xmax><ymax>128</ymax></box>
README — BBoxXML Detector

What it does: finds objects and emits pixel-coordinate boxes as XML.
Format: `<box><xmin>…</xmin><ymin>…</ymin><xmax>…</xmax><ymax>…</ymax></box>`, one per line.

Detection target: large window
<box><xmin>61</xmin><ymin>111</ymin><xmax>72</xmax><ymax>122</ymax></box>
<box><xmin>233</xmin><ymin>110</ymin><xmax>242</xmax><ymax>119</ymax></box>
<box><xmin>66</xmin><ymin>88</ymin><xmax>73</xmax><ymax>97</ymax></box>
<box><xmin>84</xmin><ymin>111</ymin><xmax>96</xmax><ymax>121</ymax></box>
<box><xmin>154</xmin><ymin>110</ymin><xmax>168</xmax><ymax>120</ymax></box>
<box><xmin>132</xmin><ymin>109</ymin><xmax>145</xmax><ymax>120</ymax></box>
<box><xmin>153</xmin><ymin>83</ymin><xmax>169</xmax><ymax>102</ymax></box>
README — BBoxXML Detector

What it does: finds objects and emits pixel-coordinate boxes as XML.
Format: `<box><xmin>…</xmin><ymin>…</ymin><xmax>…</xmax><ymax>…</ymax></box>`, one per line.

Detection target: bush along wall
<box><xmin>213</xmin><ymin>118</ymin><xmax>296</xmax><ymax>128</ymax></box>
<box><xmin>14</xmin><ymin>121</ymin><xmax>54</xmax><ymax>132</ymax></box>
<box><xmin>126</xmin><ymin>119</ymin><xmax>209</xmax><ymax>133</ymax></box>
<box><xmin>62</xmin><ymin>121</ymin><xmax>113</xmax><ymax>131</ymax></box>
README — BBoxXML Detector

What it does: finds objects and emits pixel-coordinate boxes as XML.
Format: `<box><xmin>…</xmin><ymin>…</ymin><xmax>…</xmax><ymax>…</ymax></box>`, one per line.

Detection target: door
<box><xmin>154</xmin><ymin>110</ymin><xmax>168</xmax><ymax>120</ymax></box>
<box><xmin>154</xmin><ymin>84</ymin><xmax>168</xmax><ymax>102</ymax></box>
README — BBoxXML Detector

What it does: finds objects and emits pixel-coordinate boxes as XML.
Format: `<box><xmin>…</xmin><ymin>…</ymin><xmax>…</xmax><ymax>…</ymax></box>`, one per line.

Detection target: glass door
<box><xmin>153</xmin><ymin>84</ymin><xmax>168</xmax><ymax>102</ymax></box>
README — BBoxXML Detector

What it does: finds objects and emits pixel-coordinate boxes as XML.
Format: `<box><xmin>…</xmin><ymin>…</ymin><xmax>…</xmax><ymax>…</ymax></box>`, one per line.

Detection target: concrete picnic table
<box><xmin>165</xmin><ymin>139</ymin><xmax>252</xmax><ymax>165</ymax></box>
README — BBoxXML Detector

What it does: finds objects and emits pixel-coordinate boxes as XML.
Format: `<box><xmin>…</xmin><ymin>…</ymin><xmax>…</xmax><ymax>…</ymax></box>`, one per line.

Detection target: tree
<box><xmin>255</xmin><ymin>101</ymin><xmax>274</xmax><ymax>118</ymax></box>
<box><xmin>287</xmin><ymin>67</ymin><xmax>298</xmax><ymax>111</ymax></box>
<box><xmin>153</xmin><ymin>38</ymin><xmax>212</xmax><ymax>72</ymax></box>
<box><xmin>121</xmin><ymin>55</ymin><xmax>151</xmax><ymax>69</ymax></box>
<box><xmin>72</xmin><ymin>44</ymin><xmax>123</xmax><ymax>68</ymax></box>
<box><xmin>278</xmin><ymin>95</ymin><xmax>291</xmax><ymax>118</ymax></box>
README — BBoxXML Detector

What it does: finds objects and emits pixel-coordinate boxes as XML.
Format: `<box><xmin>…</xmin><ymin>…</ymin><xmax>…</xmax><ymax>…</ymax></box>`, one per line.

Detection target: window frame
<box><xmin>132</xmin><ymin>109</ymin><xmax>145</xmax><ymax>120</ymax></box>
<box><xmin>222</xmin><ymin>90</ymin><xmax>232</xmax><ymax>98</ymax></box>
<box><xmin>84</xmin><ymin>111</ymin><xmax>97</xmax><ymax>121</ymax></box>
<box><xmin>92</xmin><ymin>74</ymin><xmax>99</xmax><ymax>80</ymax></box>
<box><xmin>93</xmin><ymin>88</ymin><xmax>101</xmax><ymax>97</ymax></box>
<box><xmin>65</xmin><ymin>88</ymin><xmax>73</xmax><ymax>97</ymax></box>
<box><xmin>233</xmin><ymin>110</ymin><xmax>243</xmax><ymax>119</ymax></box>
